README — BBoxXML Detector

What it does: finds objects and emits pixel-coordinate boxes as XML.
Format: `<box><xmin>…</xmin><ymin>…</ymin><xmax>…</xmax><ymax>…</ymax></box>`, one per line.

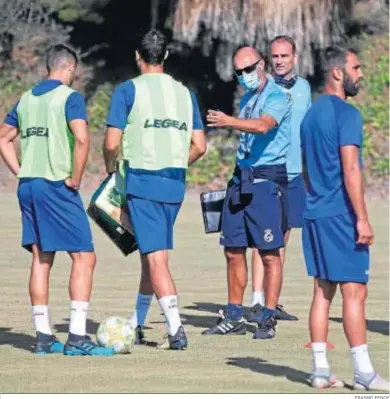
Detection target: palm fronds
<box><xmin>161</xmin><ymin>0</ymin><xmax>384</xmax><ymax>81</ymax></box>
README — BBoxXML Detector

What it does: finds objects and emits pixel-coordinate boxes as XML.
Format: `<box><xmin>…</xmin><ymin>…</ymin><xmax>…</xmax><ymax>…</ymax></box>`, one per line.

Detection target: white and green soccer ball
<box><xmin>96</xmin><ymin>316</ymin><xmax>136</xmax><ymax>354</ymax></box>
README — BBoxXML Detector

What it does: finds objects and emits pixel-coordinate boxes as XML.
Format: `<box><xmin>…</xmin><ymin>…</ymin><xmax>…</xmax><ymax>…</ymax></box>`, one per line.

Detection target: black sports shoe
<box><xmin>34</xmin><ymin>332</ymin><xmax>64</xmax><ymax>355</ymax></box>
<box><xmin>202</xmin><ymin>310</ymin><xmax>246</xmax><ymax>335</ymax></box>
<box><xmin>64</xmin><ymin>333</ymin><xmax>115</xmax><ymax>356</ymax></box>
<box><xmin>253</xmin><ymin>317</ymin><xmax>277</xmax><ymax>339</ymax></box>
<box><xmin>247</xmin><ymin>303</ymin><xmax>264</xmax><ymax>323</ymax></box>
<box><xmin>134</xmin><ymin>326</ymin><xmax>146</xmax><ymax>345</ymax></box>
<box><xmin>275</xmin><ymin>304</ymin><xmax>298</xmax><ymax>321</ymax></box>
<box><xmin>157</xmin><ymin>326</ymin><xmax>188</xmax><ymax>350</ymax></box>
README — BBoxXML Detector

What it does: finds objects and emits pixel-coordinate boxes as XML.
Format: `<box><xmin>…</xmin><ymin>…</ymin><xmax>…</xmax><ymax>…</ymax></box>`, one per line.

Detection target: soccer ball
<box><xmin>96</xmin><ymin>316</ymin><xmax>136</xmax><ymax>354</ymax></box>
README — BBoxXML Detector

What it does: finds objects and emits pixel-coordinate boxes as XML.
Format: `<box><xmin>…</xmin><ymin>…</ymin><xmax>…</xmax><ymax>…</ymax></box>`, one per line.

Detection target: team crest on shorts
<box><xmin>264</xmin><ymin>229</ymin><xmax>274</xmax><ymax>243</ymax></box>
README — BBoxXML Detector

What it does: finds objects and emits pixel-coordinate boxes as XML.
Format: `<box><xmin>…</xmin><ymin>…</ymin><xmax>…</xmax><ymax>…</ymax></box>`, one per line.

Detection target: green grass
<box><xmin>0</xmin><ymin>193</ymin><xmax>388</xmax><ymax>393</ymax></box>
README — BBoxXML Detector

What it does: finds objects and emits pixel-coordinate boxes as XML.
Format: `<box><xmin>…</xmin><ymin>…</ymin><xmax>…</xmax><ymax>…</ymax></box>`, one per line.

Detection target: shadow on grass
<box><xmin>53</xmin><ymin>318</ymin><xmax>100</xmax><ymax>335</ymax></box>
<box><xmin>180</xmin><ymin>302</ymin><xmax>256</xmax><ymax>333</ymax></box>
<box><xmin>227</xmin><ymin>356</ymin><xmax>310</xmax><ymax>387</ymax></box>
<box><xmin>0</xmin><ymin>327</ymin><xmax>35</xmax><ymax>353</ymax></box>
<box><xmin>0</xmin><ymin>325</ymin><xmax>159</xmax><ymax>353</ymax></box>
<box><xmin>227</xmin><ymin>356</ymin><xmax>354</xmax><ymax>390</ymax></box>
<box><xmin>184</xmin><ymin>302</ymin><xmax>250</xmax><ymax>315</ymax></box>
<box><xmin>53</xmin><ymin>318</ymin><xmax>153</xmax><ymax>335</ymax></box>
<box><xmin>184</xmin><ymin>302</ymin><xmax>228</xmax><ymax>314</ymax></box>
<box><xmin>329</xmin><ymin>317</ymin><xmax>389</xmax><ymax>336</ymax></box>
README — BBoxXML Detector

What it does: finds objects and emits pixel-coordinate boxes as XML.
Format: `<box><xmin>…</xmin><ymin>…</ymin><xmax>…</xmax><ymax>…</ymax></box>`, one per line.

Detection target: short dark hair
<box><xmin>137</xmin><ymin>29</ymin><xmax>168</xmax><ymax>65</ymax></box>
<box><xmin>269</xmin><ymin>35</ymin><xmax>296</xmax><ymax>53</ymax></box>
<box><xmin>46</xmin><ymin>44</ymin><xmax>78</xmax><ymax>72</ymax></box>
<box><xmin>322</xmin><ymin>46</ymin><xmax>358</xmax><ymax>73</ymax></box>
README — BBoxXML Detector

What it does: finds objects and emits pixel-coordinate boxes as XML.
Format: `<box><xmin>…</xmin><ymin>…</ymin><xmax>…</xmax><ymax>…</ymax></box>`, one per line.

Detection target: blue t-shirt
<box><xmin>300</xmin><ymin>95</ymin><xmax>363</xmax><ymax>219</ymax></box>
<box><xmin>4</xmin><ymin>79</ymin><xmax>87</xmax><ymax>128</ymax></box>
<box><xmin>236</xmin><ymin>76</ymin><xmax>292</xmax><ymax>180</ymax></box>
<box><xmin>272</xmin><ymin>76</ymin><xmax>311</xmax><ymax>181</ymax></box>
<box><xmin>106</xmin><ymin>78</ymin><xmax>204</xmax><ymax>203</ymax></box>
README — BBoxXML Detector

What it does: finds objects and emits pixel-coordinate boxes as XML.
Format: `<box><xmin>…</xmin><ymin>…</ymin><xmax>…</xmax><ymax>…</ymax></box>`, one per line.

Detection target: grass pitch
<box><xmin>0</xmin><ymin>192</ymin><xmax>388</xmax><ymax>393</ymax></box>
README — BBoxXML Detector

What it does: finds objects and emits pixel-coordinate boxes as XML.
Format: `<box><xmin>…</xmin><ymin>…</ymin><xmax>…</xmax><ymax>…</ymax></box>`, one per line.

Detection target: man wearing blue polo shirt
<box><xmin>203</xmin><ymin>46</ymin><xmax>291</xmax><ymax>339</ymax></box>
<box><xmin>301</xmin><ymin>46</ymin><xmax>388</xmax><ymax>390</ymax></box>
<box><xmin>248</xmin><ymin>36</ymin><xmax>311</xmax><ymax>322</ymax></box>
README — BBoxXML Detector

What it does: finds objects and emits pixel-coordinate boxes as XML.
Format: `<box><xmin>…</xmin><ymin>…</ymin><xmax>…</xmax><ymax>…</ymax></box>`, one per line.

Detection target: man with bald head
<box><xmin>203</xmin><ymin>47</ymin><xmax>292</xmax><ymax>339</ymax></box>
<box><xmin>0</xmin><ymin>44</ymin><xmax>114</xmax><ymax>356</ymax></box>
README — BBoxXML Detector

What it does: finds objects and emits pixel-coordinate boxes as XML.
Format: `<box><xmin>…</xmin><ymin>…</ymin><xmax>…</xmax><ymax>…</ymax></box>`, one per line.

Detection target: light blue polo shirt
<box><xmin>271</xmin><ymin>76</ymin><xmax>312</xmax><ymax>181</ymax></box>
<box><xmin>236</xmin><ymin>76</ymin><xmax>292</xmax><ymax>180</ymax></box>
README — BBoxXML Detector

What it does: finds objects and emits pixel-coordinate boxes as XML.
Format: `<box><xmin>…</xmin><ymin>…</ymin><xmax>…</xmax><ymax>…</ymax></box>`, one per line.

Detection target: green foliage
<box><xmin>187</xmin><ymin>148</ymin><xmax>222</xmax><ymax>185</ymax></box>
<box><xmin>351</xmin><ymin>34</ymin><xmax>389</xmax><ymax>179</ymax></box>
<box><xmin>187</xmin><ymin>138</ymin><xmax>236</xmax><ymax>185</ymax></box>
<box><xmin>87</xmin><ymin>82</ymin><xmax>114</xmax><ymax>133</ymax></box>
<box><xmin>0</xmin><ymin>74</ymin><xmax>29</xmax><ymax>98</ymax></box>
<box><xmin>42</xmin><ymin>0</ymin><xmax>108</xmax><ymax>23</ymax></box>
<box><xmin>0</xmin><ymin>71</ymin><xmax>33</xmax><ymax>117</ymax></box>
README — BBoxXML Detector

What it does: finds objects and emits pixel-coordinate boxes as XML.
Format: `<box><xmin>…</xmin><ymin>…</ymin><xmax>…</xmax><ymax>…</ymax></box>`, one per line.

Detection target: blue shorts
<box><xmin>220</xmin><ymin>181</ymin><xmax>286</xmax><ymax>251</ymax></box>
<box><xmin>302</xmin><ymin>213</ymin><xmax>370</xmax><ymax>283</ymax></box>
<box><xmin>17</xmin><ymin>178</ymin><xmax>94</xmax><ymax>253</ymax></box>
<box><xmin>127</xmin><ymin>195</ymin><xmax>182</xmax><ymax>255</ymax></box>
<box><xmin>287</xmin><ymin>174</ymin><xmax>306</xmax><ymax>229</ymax></box>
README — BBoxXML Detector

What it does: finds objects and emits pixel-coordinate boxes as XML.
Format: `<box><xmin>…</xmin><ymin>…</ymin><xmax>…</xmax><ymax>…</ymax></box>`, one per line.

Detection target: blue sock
<box><xmin>226</xmin><ymin>303</ymin><xmax>243</xmax><ymax>321</ymax></box>
<box><xmin>259</xmin><ymin>307</ymin><xmax>276</xmax><ymax>322</ymax></box>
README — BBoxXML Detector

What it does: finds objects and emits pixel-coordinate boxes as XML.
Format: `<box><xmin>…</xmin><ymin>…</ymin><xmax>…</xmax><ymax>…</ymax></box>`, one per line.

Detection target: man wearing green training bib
<box><xmin>0</xmin><ymin>44</ymin><xmax>114</xmax><ymax>356</ymax></box>
<box><xmin>104</xmin><ymin>29</ymin><xmax>206</xmax><ymax>350</ymax></box>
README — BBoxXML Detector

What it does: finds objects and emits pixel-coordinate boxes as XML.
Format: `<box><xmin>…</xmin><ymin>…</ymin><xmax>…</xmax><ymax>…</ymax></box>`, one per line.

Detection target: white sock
<box><xmin>69</xmin><ymin>301</ymin><xmax>89</xmax><ymax>336</ymax></box>
<box><xmin>158</xmin><ymin>295</ymin><xmax>181</xmax><ymax>336</ymax></box>
<box><xmin>312</xmin><ymin>342</ymin><xmax>330</xmax><ymax>371</ymax></box>
<box><xmin>129</xmin><ymin>293</ymin><xmax>153</xmax><ymax>329</ymax></box>
<box><xmin>32</xmin><ymin>305</ymin><xmax>52</xmax><ymax>335</ymax></box>
<box><xmin>251</xmin><ymin>291</ymin><xmax>265</xmax><ymax>307</ymax></box>
<box><xmin>350</xmin><ymin>344</ymin><xmax>375</xmax><ymax>374</ymax></box>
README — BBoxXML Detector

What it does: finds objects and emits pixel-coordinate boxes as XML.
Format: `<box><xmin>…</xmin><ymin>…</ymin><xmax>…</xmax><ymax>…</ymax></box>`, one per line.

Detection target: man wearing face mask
<box><xmin>104</xmin><ymin>29</ymin><xmax>206</xmax><ymax>350</ymax></box>
<box><xmin>0</xmin><ymin>45</ymin><xmax>114</xmax><ymax>356</ymax></box>
<box><xmin>248</xmin><ymin>36</ymin><xmax>311</xmax><ymax>323</ymax></box>
<box><xmin>300</xmin><ymin>46</ymin><xmax>388</xmax><ymax>390</ymax></box>
<box><xmin>204</xmin><ymin>47</ymin><xmax>292</xmax><ymax>339</ymax></box>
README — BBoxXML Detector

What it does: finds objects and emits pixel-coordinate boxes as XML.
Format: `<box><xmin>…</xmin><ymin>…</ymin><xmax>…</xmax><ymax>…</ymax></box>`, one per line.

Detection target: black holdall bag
<box><xmin>200</xmin><ymin>189</ymin><xmax>226</xmax><ymax>234</ymax></box>
<box><xmin>87</xmin><ymin>161</ymin><xmax>138</xmax><ymax>256</ymax></box>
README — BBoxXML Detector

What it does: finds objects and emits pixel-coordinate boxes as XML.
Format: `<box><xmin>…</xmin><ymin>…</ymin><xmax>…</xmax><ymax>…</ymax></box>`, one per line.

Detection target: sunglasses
<box><xmin>234</xmin><ymin>60</ymin><xmax>260</xmax><ymax>76</ymax></box>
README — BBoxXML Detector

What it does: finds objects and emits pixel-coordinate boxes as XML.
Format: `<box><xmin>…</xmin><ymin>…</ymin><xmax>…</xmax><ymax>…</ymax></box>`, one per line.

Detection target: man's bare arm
<box><xmin>68</xmin><ymin>119</ymin><xmax>91</xmax><ymax>189</ymax></box>
<box><xmin>341</xmin><ymin>145</ymin><xmax>373</xmax><ymax>245</ymax></box>
<box><xmin>103</xmin><ymin>127</ymin><xmax>123</xmax><ymax>174</ymax></box>
<box><xmin>188</xmin><ymin>129</ymin><xmax>207</xmax><ymax>166</ymax></box>
<box><xmin>341</xmin><ymin>145</ymin><xmax>367</xmax><ymax>220</ymax></box>
<box><xmin>207</xmin><ymin>110</ymin><xmax>277</xmax><ymax>134</ymax></box>
<box><xmin>0</xmin><ymin>123</ymin><xmax>20</xmax><ymax>175</ymax></box>
<box><xmin>223</xmin><ymin>114</ymin><xmax>277</xmax><ymax>134</ymax></box>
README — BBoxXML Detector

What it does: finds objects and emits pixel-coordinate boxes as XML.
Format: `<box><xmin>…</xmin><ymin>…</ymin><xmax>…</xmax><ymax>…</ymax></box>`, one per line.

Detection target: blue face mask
<box><xmin>238</xmin><ymin>70</ymin><xmax>262</xmax><ymax>92</ymax></box>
